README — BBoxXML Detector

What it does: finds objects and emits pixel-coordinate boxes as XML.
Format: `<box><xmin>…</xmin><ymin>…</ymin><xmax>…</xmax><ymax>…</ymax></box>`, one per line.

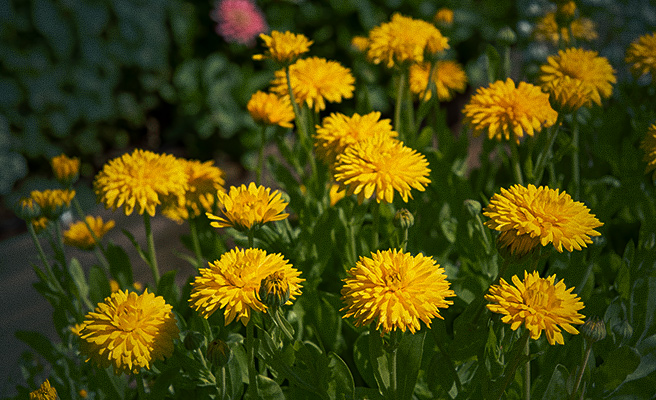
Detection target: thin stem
<box><xmin>247</xmin><ymin>228</ymin><xmax>255</xmax><ymax>249</ymax></box>
<box><xmin>524</xmin><ymin>337</ymin><xmax>531</xmax><ymax>400</ymax></box>
<box><xmin>286</xmin><ymin>66</ymin><xmax>306</xmax><ymax>148</ymax></box>
<box><xmin>510</xmin><ymin>139</ymin><xmax>524</xmax><ymax>185</ymax></box>
<box><xmin>570</xmin><ymin>342</ymin><xmax>593</xmax><ymax>400</ymax></box>
<box><xmin>571</xmin><ymin>112</ymin><xmax>580</xmax><ymax>199</ymax></box>
<box><xmin>400</xmin><ymin>227</ymin><xmax>409</xmax><ymax>252</ymax></box>
<box><xmin>137</xmin><ymin>374</ymin><xmax>147</xmax><ymax>399</ymax></box>
<box><xmin>189</xmin><ymin>217</ymin><xmax>205</xmax><ymax>269</ymax></box>
<box><xmin>257</xmin><ymin>125</ymin><xmax>267</xmax><ymax>186</ymax></box>
<box><xmin>28</xmin><ymin>222</ymin><xmax>54</xmax><ymax>279</ymax></box>
<box><xmin>143</xmin><ymin>213</ymin><xmax>159</xmax><ymax>286</ymax></box>
<box><xmin>495</xmin><ymin>329</ymin><xmax>531</xmax><ymax>400</ymax></box>
<box><xmin>394</xmin><ymin>71</ymin><xmax>406</xmax><ymax>142</ymax></box>
<box><xmin>371</xmin><ymin>201</ymin><xmax>380</xmax><ymax>251</ymax></box>
<box><xmin>246</xmin><ymin>322</ymin><xmax>259</xmax><ymax>399</ymax></box>
<box><xmin>220</xmin><ymin>366</ymin><xmax>227</xmax><ymax>400</ymax></box>
<box><xmin>388</xmin><ymin>330</ymin><xmax>400</xmax><ymax>400</ymax></box>
<box><xmin>532</xmin><ymin>121</ymin><xmax>561</xmax><ymax>186</ymax></box>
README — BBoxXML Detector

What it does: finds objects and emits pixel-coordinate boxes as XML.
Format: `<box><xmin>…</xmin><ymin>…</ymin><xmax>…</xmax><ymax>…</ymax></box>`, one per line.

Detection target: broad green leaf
<box><xmin>157</xmin><ymin>269</ymin><xmax>179</xmax><ymax>306</ymax></box>
<box><xmin>396</xmin><ymin>331</ymin><xmax>426</xmax><ymax>400</ymax></box>
<box><xmin>327</xmin><ymin>352</ymin><xmax>355</xmax><ymax>400</ymax></box>
<box><xmin>87</xmin><ymin>265</ymin><xmax>111</xmax><ymax>305</ymax></box>
<box><xmin>68</xmin><ymin>257</ymin><xmax>90</xmax><ymax>307</ymax></box>
<box><xmin>540</xmin><ymin>364</ymin><xmax>569</xmax><ymax>400</ymax></box>
<box><xmin>106</xmin><ymin>242</ymin><xmax>134</xmax><ymax>288</ymax></box>
<box><xmin>353</xmin><ymin>330</ymin><xmax>378</xmax><ymax>389</ymax></box>
<box><xmin>594</xmin><ymin>346</ymin><xmax>641</xmax><ymax>392</ymax></box>
<box><xmin>15</xmin><ymin>330</ymin><xmax>59</xmax><ymax>365</ymax></box>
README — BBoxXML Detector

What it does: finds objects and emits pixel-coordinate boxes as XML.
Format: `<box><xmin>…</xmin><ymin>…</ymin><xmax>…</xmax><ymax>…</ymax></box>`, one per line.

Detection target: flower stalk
<box><xmin>143</xmin><ymin>213</ymin><xmax>160</xmax><ymax>286</ymax></box>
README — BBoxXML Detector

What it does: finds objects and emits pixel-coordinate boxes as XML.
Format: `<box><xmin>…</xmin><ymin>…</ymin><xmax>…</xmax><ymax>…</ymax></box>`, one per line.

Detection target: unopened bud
<box><xmin>258</xmin><ymin>271</ymin><xmax>291</xmax><ymax>309</ymax></box>
<box><xmin>207</xmin><ymin>338</ymin><xmax>232</xmax><ymax>367</ymax></box>
<box><xmin>393</xmin><ymin>209</ymin><xmax>415</xmax><ymax>230</ymax></box>
<box><xmin>463</xmin><ymin>199</ymin><xmax>482</xmax><ymax>217</ymax></box>
<box><xmin>580</xmin><ymin>316</ymin><xmax>606</xmax><ymax>343</ymax></box>
<box><xmin>496</xmin><ymin>26</ymin><xmax>517</xmax><ymax>46</ymax></box>
<box><xmin>183</xmin><ymin>331</ymin><xmax>206</xmax><ymax>351</ymax></box>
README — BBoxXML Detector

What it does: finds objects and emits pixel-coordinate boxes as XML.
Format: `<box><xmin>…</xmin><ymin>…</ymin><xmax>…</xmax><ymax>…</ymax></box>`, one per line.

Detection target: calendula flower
<box><xmin>211</xmin><ymin>0</ymin><xmax>268</xmax><ymax>46</ymax></box>
<box><xmin>409</xmin><ymin>60</ymin><xmax>468</xmax><ymax>102</ymax></box>
<box><xmin>314</xmin><ymin>111</ymin><xmax>397</xmax><ymax>167</ymax></box>
<box><xmin>162</xmin><ymin>159</ymin><xmax>225</xmax><ymax>222</ymax></box>
<box><xmin>253</xmin><ymin>30</ymin><xmax>313</xmax><ymax>64</ymax></box>
<box><xmin>29</xmin><ymin>189</ymin><xmax>76</xmax><ymax>219</ymax></box>
<box><xmin>79</xmin><ymin>289</ymin><xmax>179</xmax><ymax>375</ymax></box>
<box><xmin>434</xmin><ymin>8</ymin><xmax>454</xmax><ymax>28</ymax></box>
<box><xmin>29</xmin><ymin>380</ymin><xmax>57</xmax><ymax>400</ymax></box>
<box><xmin>271</xmin><ymin>57</ymin><xmax>355</xmax><ymax>112</ymax></box>
<box><xmin>641</xmin><ymin>124</ymin><xmax>656</xmax><ymax>180</ymax></box>
<box><xmin>544</xmin><ymin>75</ymin><xmax>594</xmax><ymax>114</ymax></box>
<box><xmin>483</xmin><ymin>184</ymin><xmax>603</xmax><ymax>255</ymax></box>
<box><xmin>63</xmin><ymin>216</ymin><xmax>115</xmax><ymax>250</ymax></box>
<box><xmin>206</xmin><ymin>182</ymin><xmax>289</xmax><ymax>230</ymax></box>
<box><xmin>51</xmin><ymin>154</ymin><xmax>80</xmax><ymax>186</ymax></box>
<box><xmin>539</xmin><ymin>48</ymin><xmax>616</xmax><ymax>107</ymax></box>
<box><xmin>189</xmin><ymin>247</ymin><xmax>303</xmax><ymax>325</ymax></box>
<box><xmin>94</xmin><ymin>149</ymin><xmax>188</xmax><ymax>217</ymax></box>
<box><xmin>341</xmin><ymin>249</ymin><xmax>455</xmax><ymax>334</ymax></box>
<box><xmin>463</xmin><ymin>78</ymin><xmax>558</xmax><ymax>142</ymax></box>
<box><xmin>486</xmin><ymin>271</ymin><xmax>585</xmax><ymax>345</ymax></box>
<box><xmin>533</xmin><ymin>12</ymin><xmax>598</xmax><ymax>45</ymax></box>
<box><xmin>247</xmin><ymin>91</ymin><xmax>295</xmax><ymax>128</ymax></box>
<box><xmin>625</xmin><ymin>32</ymin><xmax>656</xmax><ymax>80</ymax></box>
<box><xmin>367</xmin><ymin>13</ymin><xmax>449</xmax><ymax>68</ymax></box>
<box><xmin>334</xmin><ymin>134</ymin><xmax>431</xmax><ymax>204</ymax></box>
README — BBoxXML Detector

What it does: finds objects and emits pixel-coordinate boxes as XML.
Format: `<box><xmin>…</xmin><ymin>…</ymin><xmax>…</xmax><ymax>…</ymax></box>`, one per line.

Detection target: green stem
<box><xmin>189</xmin><ymin>217</ymin><xmax>205</xmax><ymax>269</ymax></box>
<box><xmin>257</xmin><ymin>125</ymin><xmax>267</xmax><ymax>186</ymax></box>
<box><xmin>524</xmin><ymin>337</ymin><xmax>531</xmax><ymax>400</ymax></box>
<box><xmin>495</xmin><ymin>329</ymin><xmax>531</xmax><ymax>400</ymax></box>
<box><xmin>271</xmin><ymin>307</ymin><xmax>294</xmax><ymax>341</ymax></box>
<box><xmin>532</xmin><ymin>122</ymin><xmax>561</xmax><ymax>186</ymax></box>
<box><xmin>570</xmin><ymin>342</ymin><xmax>592</xmax><ymax>400</ymax></box>
<box><xmin>246</xmin><ymin>322</ymin><xmax>259</xmax><ymax>399</ymax></box>
<box><xmin>388</xmin><ymin>330</ymin><xmax>400</xmax><ymax>400</ymax></box>
<box><xmin>400</xmin><ymin>227</ymin><xmax>408</xmax><ymax>252</ymax></box>
<box><xmin>571</xmin><ymin>113</ymin><xmax>580</xmax><ymax>199</ymax></box>
<box><xmin>143</xmin><ymin>213</ymin><xmax>159</xmax><ymax>286</ymax></box>
<box><xmin>137</xmin><ymin>374</ymin><xmax>147</xmax><ymax>400</ymax></box>
<box><xmin>220</xmin><ymin>366</ymin><xmax>227</xmax><ymax>400</ymax></box>
<box><xmin>286</xmin><ymin>66</ymin><xmax>306</xmax><ymax>148</ymax></box>
<box><xmin>510</xmin><ymin>139</ymin><xmax>524</xmax><ymax>185</ymax></box>
<box><xmin>28</xmin><ymin>222</ymin><xmax>66</xmax><ymax>295</ymax></box>
<box><xmin>247</xmin><ymin>228</ymin><xmax>255</xmax><ymax>249</ymax></box>
<box><xmin>371</xmin><ymin>201</ymin><xmax>380</xmax><ymax>251</ymax></box>
<box><xmin>394</xmin><ymin>71</ymin><xmax>406</xmax><ymax>142</ymax></box>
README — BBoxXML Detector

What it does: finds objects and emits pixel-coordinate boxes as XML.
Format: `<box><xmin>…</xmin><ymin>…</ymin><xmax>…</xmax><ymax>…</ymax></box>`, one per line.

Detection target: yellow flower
<box><xmin>31</xmin><ymin>217</ymin><xmax>50</xmax><ymax>233</ymax></box>
<box><xmin>434</xmin><ymin>8</ymin><xmax>454</xmax><ymax>28</ymax></box>
<box><xmin>30</xmin><ymin>189</ymin><xmax>76</xmax><ymax>219</ymax></box>
<box><xmin>486</xmin><ymin>271</ymin><xmax>585</xmax><ymax>345</ymax></box>
<box><xmin>334</xmin><ymin>134</ymin><xmax>431</xmax><ymax>204</ymax></box>
<box><xmin>206</xmin><ymin>182</ymin><xmax>289</xmax><ymax>230</ymax></box>
<box><xmin>544</xmin><ymin>75</ymin><xmax>594</xmax><ymax>114</ymax></box>
<box><xmin>51</xmin><ymin>154</ymin><xmax>80</xmax><ymax>186</ymax></box>
<box><xmin>351</xmin><ymin>36</ymin><xmax>370</xmax><ymax>52</ymax></box>
<box><xmin>626</xmin><ymin>32</ymin><xmax>656</xmax><ymax>80</ymax></box>
<box><xmin>63</xmin><ymin>216</ymin><xmax>115</xmax><ymax>250</ymax></box>
<box><xmin>329</xmin><ymin>182</ymin><xmax>346</xmax><ymax>206</ymax></box>
<box><xmin>162</xmin><ymin>159</ymin><xmax>225</xmax><ymax>222</ymax></box>
<box><xmin>533</xmin><ymin>12</ymin><xmax>598</xmax><ymax>45</ymax></box>
<box><xmin>79</xmin><ymin>289</ymin><xmax>179</xmax><ymax>375</ymax></box>
<box><xmin>341</xmin><ymin>249</ymin><xmax>455</xmax><ymax>334</ymax></box>
<box><xmin>641</xmin><ymin>124</ymin><xmax>656</xmax><ymax>180</ymax></box>
<box><xmin>109</xmin><ymin>279</ymin><xmax>120</xmax><ymax>292</ymax></box>
<box><xmin>366</xmin><ymin>13</ymin><xmax>449</xmax><ymax>68</ymax></box>
<box><xmin>314</xmin><ymin>111</ymin><xmax>398</xmax><ymax>167</ymax></box>
<box><xmin>253</xmin><ymin>30</ymin><xmax>313</xmax><ymax>64</ymax></box>
<box><xmin>189</xmin><ymin>247</ymin><xmax>303</xmax><ymax>325</ymax></box>
<box><xmin>409</xmin><ymin>60</ymin><xmax>468</xmax><ymax>102</ymax></box>
<box><xmin>93</xmin><ymin>149</ymin><xmax>188</xmax><ymax>216</ymax></box>
<box><xmin>29</xmin><ymin>380</ymin><xmax>57</xmax><ymax>400</ymax></box>
<box><xmin>247</xmin><ymin>91</ymin><xmax>295</xmax><ymax>128</ymax></box>
<box><xmin>271</xmin><ymin>57</ymin><xmax>355</xmax><ymax>112</ymax></box>
<box><xmin>483</xmin><ymin>184</ymin><xmax>603</xmax><ymax>255</ymax></box>
<box><xmin>539</xmin><ymin>48</ymin><xmax>616</xmax><ymax>107</ymax></box>
<box><xmin>462</xmin><ymin>78</ymin><xmax>558</xmax><ymax>142</ymax></box>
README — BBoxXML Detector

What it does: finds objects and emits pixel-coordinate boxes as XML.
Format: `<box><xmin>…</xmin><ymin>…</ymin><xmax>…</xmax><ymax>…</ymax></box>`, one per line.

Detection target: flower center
<box><xmin>384</xmin><ymin>271</ymin><xmax>403</xmax><ymax>291</ymax></box>
<box><xmin>115</xmin><ymin>302</ymin><xmax>144</xmax><ymax>332</ymax></box>
<box><xmin>523</xmin><ymin>281</ymin><xmax>561</xmax><ymax>312</ymax></box>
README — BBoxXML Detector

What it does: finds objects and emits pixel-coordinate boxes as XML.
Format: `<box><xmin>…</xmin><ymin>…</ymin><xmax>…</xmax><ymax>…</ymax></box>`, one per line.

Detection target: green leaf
<box><xmin>106</xmin><ymin>242</ymin><xmax>134</xmax><ymax>288</ymax></box>
<box><xmin>485</xmin><ymin>44</ymin><xmax>501</xmax><ymax>83</ymax></box>
<box><xmin>396</xmin><ymin>331</ymin><xmax>426</xmax><ymax>400</ymax></box>
<box><xmin>369</xmin><ymin>329</ymin><xmax>390</xmax><ymax>395</ymax></box>
<box><xmin>327</xmin><ymin>352</ymin><xmax>355</xmax><ymax>400</ymax></box>
<box><xmin>540</xmin><ymin>364</ymin><xmax>569</xmax><ymax>400</ymax></box>
<box><xmin>252</xmin><ymin>374</ymin><xmax>284</xmax><ymax>400</ymax></box>
<box><xmin>68</xmin><ymin>257</ymin><xmax>89</xmax><ymax>303</ymax></box>
<box><xmin>15</xmin><ymin>330</ymin><xmax>59</xmax><ymax>365</ymax></box>
<box><xmin>353</xmin><ymin>330</ymin><xmax>378</xmax><ymax>389</ymax></box>
<box><xmin>594</xmin><ymin>346</ymin><xmax>641</xmax><ymax>392</ymax></box>
<box><xmin>157</xmin><ymin>269</ymin><xmax>178</xmax><ymax>306</ymax></box>
<box><xmin>87</xmin><ymin>265</ymin><xmax>111</xmax><ymax>305</ymax></box>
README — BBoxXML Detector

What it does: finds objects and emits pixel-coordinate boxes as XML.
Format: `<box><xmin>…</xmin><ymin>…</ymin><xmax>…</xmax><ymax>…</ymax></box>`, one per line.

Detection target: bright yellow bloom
<box><xmin>253</xmin><ymin>31</ymin><xmax>313</xmax><ymax>64</ymax></box>
<box><xmin>351</xmin><ymin>36</ymin><xmax>370</xmax><ymax>52</ymax></box>
<box><xmin>483</xmin><ymin>184</ymin><xmax>603</xmax><ymax>255</ymax></box>
<box><xmin>409</xmin><ymin>60</ymin><xmax>468</xmax><ymax>102</ymax></box>
<box><xmin>189</xmin><ymin>247</ymin><xmax>303</xmax><ymax>325</ymax></box>
<box><xmin>486</xmin><ymin>271</ymin><xmax>585</xmax><ymax>345</ymax></box>
<box><xmin>206</xmin><ymin>182</ymin><xmax>289</xmax><ymax>230</ymax></box>
<box><xmin>334</xmin><ymin>134</ymin><xmax>431</xmax><ymax>204</ymax></box>
<box><xmin>341</xmin><ymin>249</ymin><xmax>455</xmax><ymax>334</ymax></box>
<box><xmin>434</xmin><ymin>8</ymin><xmax>454</xmax><ymax>27</ymax></box>
<box><xmin>29</xmin><ymin>380</ymin><xmax>57</xmax><ymax>400</ymax></box>
<box><xmin>367</xmin><ymin>13</ymin><xmax>449</xmax><ymax>68</ymax></box>
<box><xmin>79</xmin><ymin>289</ymin><xmax>179</xmax><ymax>375</ymax></box>
<box><xmin>533</xmin><ymin>12</ymin><xmax>598</xmax><ymax>45</ymax></box>
<box><xmin>641</xmin><ymin>124</ymin><xmax>656</xmax><ymax>180</ymax></box>
<box><xmin>94</xmin><ymin>149</ymin><xmax>188</xmax><ymax>217</ymax></box>
<box><xmin>314</xmin><ymin>111</ymin><xmax>397</xmax><ymax>167</ymax></box>
<box><xmin>463</xmin><ymin>78</ymin><xmax>558</xmax><ymax>142</ymax></box>
<box><xmin>539</xmin><ymin>48</ymin><xmax>616</xmax><ymax>107</ymax></box>
<box><xmin>51</xmin><ymin>154</ymin><xmax>80</xmax><ymax>185</ymax></box>
<box><xmin>30</xmin><ymin>189</ymin><xmax>76</xmax><ymax>219</ymax></box>
<box><xmin>544</xmin><ymin>75</ymin><xmax>594</xmax><ymax>114</ymax></box>
<box><xmin>247</xmin><ymin>91</ymin><xmax>295</xmax><ymax>128</ymax></box>
<box><xmin>63</xmin><ymin>216</ymin><xmax>115</xmax><ymax>250</ymax></box>
<box><xmin>271</xmin><ymin>57</ymin><xmax>355</xmax><ymax>112</ymax></box>
<box><xmin>625</xmin><ymin>32</ymin><xmax>656</xmax><ymax>79</ymax></box>
<box><xmin>162</xmin><ymin>159</ymin><xmax>225</xmax><ymax>222</ymax></box>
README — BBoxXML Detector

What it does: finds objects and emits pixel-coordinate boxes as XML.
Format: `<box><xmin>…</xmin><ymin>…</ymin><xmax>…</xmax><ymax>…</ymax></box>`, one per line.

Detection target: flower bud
<box><xmin>183</xmin><ymin>331</ymin><xmax>206</xmax><ymax>351</ymax></box>
<box><xmin>434</xmin><ymin>8</ymin><xmax>454</xmax><ymax>28</ymax></box>
<box><xmin>496</xmin><ymin>26</ymin><xmax>517</xmax><ymax>46</ymax></box>
<box><xmin>612</xmin><ymin>319</ymin><xmax>633</xmax><ymax>344</ymax></box>
<box><xmin>580</xmin><ymin>316</ymin><xmax>606</xmax><ymax>343</ymax></box>
<box><xmin>207</xmin><ymin>338</ymin><xmax>232</xmax><ymax>367</ymax></box>
<box><xmin>393</xmin><ymin>209</ymin><xmax>415</xmax><ymax>230</ymax></box>
<box><xmin>258</xmin><ymin>271</ymin><xmax>291</xmax><ymax>309</ymax></box>
<box><xmin>463</xmin><ymin>199</ymin><xmax>482</xmax><ymax>217</ymax></box>
<box><xmin>17</xmin><ymin>197</ymin><xmax>42</xmax><ymax>221</ymax></box>
<box><xmin>51</xmin><ymin>154</ymin><xmax>80</xmax><ymax>187</ymax></box>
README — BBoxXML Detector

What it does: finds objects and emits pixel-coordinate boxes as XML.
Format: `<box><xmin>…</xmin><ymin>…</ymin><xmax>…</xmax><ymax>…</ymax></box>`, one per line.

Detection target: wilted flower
<box><xmin>253</xmin><ymin>30</ymin><xmax>313</xmax><ymax>64</ymax></box>
<box><xmin>211</xmin><ymin>0</ymin><xmax>267</xmax><ymax>46</ymax></box>
<box><xmin>63</xmin><ymin>216</ymin><xmax>115</xmax><ymax>250</ymax></box>
<box><xmin>409</xmin><ymin>60</ymin><xmax>468</xmax><ymax>102</ymax></box>
<box><xmin>51</xmin><ymin>154</ymin><xmax>80</xmax><ymax>186</ymax></box>
<box><xmin>486</xmin><ymin>271</ymin><xmax>585</xmax><ymax>345</ymax></box>
<box><xmin>247</xmin><ymin>91</ymin><xmax>295</xmax><ymax>128</ymax></box>
<box><xmin>625</xmin><ymin>32</ymin><xmax>656</xmax><ymax>80</ymax></box>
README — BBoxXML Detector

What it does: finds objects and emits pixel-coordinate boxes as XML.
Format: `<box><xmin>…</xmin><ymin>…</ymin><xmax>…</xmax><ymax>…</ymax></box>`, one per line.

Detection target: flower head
<box><xmin>341</xmin><ymin>249</ymin><xmax>455</xmax><ymax>334</ymax></box>
<box><xmin>544</xmin><ymin>75</ymin><xmax>594</xmax><ymax>114</ymax></box>
<box><xmin>189</xmin><ymin>247</ymin><xmax>303</xmax><ymax>325</ymax></box>
<box><xmin>539</xmin><ymin>48</ymin><xmax>616</xmax><ymax>107</ymax></box>
<box><xmin>626</xmin><ymin>32</ymin><xmax>656</xmax><ymax>80</ymax></box>
<box><xmin>314</xmin><ymin>111</ymin><xmax>397</xmax><ymax>167</ymax></box>
<box><xmin>51</xmin><ymin>154</ymin><xmax>80</xmax><ymax>186</ymax></box>
<box><xmin>206</xmin><ymin>182</ymin><xmax>289</xmax><ymax>230</ymax></box>
<box><xmin>486</xmin><ymin>271</ymin><xmax>585</xmax><ymax>345</ymax></box>
<box><xmin>641</xmin><ymin>124</ymin><xmax>656</xmax><ymax>180</ymax></box>
<box><xmin>94</xmin><ymin>149</ymin><xmax>188</xmax><ymax>217</ymax></box>
<box><xmin>162</xmin><ymin>159</ymin><xmax>225</xmax><ymax>222</ymax></box>
<box><xmin>351</xmin><ymin>36</ymin><xmax>370</xmax><ymax>52</ymax></box>
<box><xmin>463</xmin><ymin>78</ymin><xmax>558</xmax><ymax>142</ymax></box>
<box><xmin>253</xmin><ymin>30</ymin><xmax>313</xmax><ymax>64</ymax></box>
<box><xmin>434</xmin><ymin>8</ymin><xmax>454</xmax><ymax>28</ymax></box>
<box><xmin>211</xmin><ymin>0</ymin><xmax>267</xmax><ymax>45</ymax></box>
<box><xmin>271</xmin><ymin>57</ymin><xmax>355</xmax><ymax>112</ymax></box>
<box><xmin>366</xmin><ymin>13</ymin><xmax>449</xmax><ymax>68</ymax></box>
<box><xmin>29</xmin><ymin>189</ymin><xmax>76</xmax><ymax>219</ymax></box>
<box><xmin>334</xmin><ymin>134</ymin><xmax>431</xmax><ymax>204</ymax></box>
<box><xmin>247</xmin><ymin>91</ymin><xmax>295</xmax><ymax>128</ymax></box>
<box><xmin>29</xmin><ymin>380</ymin><xmax>57</xmax><ymax>400</ymax></box>
<box><xmin>79</xmin><ymin>289</ymin><xmax>179</xmax><ymax>374</ymax></box>
<box><xmin>483</xmin><ymin>184</ymin><xmax>603</xmax><ymax>255</ymax></box>
<box><xmin>409</xmin><ymin>60</ymin><xmax>468</xmax><ymax>102</ymax></box>
<box><xmin>533</xmin><ymin>12</ymin><xmax>598</xmax><ymax>45</ymax></box>
<box><xmin>63</xmin><ymin>216</ymin><xmax>115</xmax><ymax>250</ymax></box>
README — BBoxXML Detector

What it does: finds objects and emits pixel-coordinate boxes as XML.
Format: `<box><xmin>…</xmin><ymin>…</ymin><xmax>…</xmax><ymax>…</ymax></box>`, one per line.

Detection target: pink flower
<box><xmin>211</xmin><ymin>0</ymin><xmax>268</xmax><ymax>46</ymax></box>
